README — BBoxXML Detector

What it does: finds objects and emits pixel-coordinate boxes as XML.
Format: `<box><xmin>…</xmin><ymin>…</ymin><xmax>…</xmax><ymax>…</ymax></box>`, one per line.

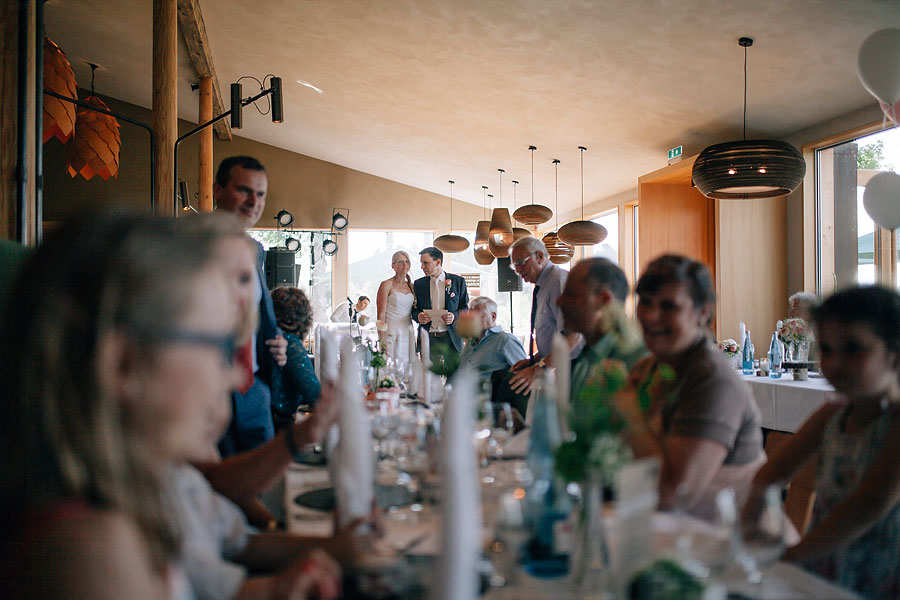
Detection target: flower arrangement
<box><xmin>377</xmin><ymin>377</ymin><xmax>396</xmax><ymax>390</ymax></box>
<box><xmin>778</xmin><ymin>317</ymin><xmax>810</xmax><ymax>345</ymax></box>
<box><xmin>718</xmin><ymin>338</ymin><xmax>740</xmax><ymax>357</ymax></box>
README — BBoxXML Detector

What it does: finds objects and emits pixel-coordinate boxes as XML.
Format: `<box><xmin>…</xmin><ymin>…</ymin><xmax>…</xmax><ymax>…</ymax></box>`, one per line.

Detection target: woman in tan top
<box><xmin>616</xmin><ymin>254</ymin><xmax>764</xmax><ymax>515</ymax></box>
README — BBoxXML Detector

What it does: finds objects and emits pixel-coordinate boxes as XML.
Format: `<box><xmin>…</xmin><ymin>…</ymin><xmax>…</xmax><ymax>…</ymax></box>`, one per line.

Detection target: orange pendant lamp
<box><xmin>433</xmin><ymin>180</ymin><xmax>470</xmax><ymax>253</ymax></box>
<box><xmin>474</xmin><ymin>186</ymin><xmax>495</xmax><ymax>265</ymax></box>
<box><xmin>558</xmin><ymin>146</ymin><xmax>607</xmax><ymax>246</ymax></box>
<box><xmin>542</xmin><ymin>159</ymin><xmax>574</xmax><ymax>264</ymax></box>
<box><xmin>513</xmin><ymin>145</ymin><xmax>553</xmax><ymax>227</ymax></box>
<box><xmin>489</xmin><ymin>168</ymin><xmax>514</xmax><ymax>258</ymax></box>
<box><xmin>42</xmin><ymin>38</ymin><xmax>77</xmax><ymax>144</ymax></box>
<box><xmin>66</xmin><ymin>65</ymin><xmax>120</xmax><ymax>180</ymax></box>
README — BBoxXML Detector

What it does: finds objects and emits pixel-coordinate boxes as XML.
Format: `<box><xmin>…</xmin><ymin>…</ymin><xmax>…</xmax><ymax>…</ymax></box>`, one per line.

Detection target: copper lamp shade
<box><xmin>434</xmin><ymin>234</ymin><xmax>470</xmax><ymax>253</ymax></box>
<box><xmin>513</xmin><ymin>204</ymin><xmax>553</xmax><ymax>226</ymax></box>
<box><xmin>43</xmin><ymin>38</ymin><xmax>77</xmax><ymax>144</ymax></box>
<box><xmin>692</xmin><ymin>139</ymin><xmax>805</xmax><ymax>199</ymax></box>
<box><xmin>542</xmin><ymin>231</ymin><xmax>574</xmax><ymax>264</ymax></box>
<box><xmin>474</xmin><ymin>220</ymin><xmax>494</xmax><ymax>265</ymax></box>
<box><xmin>66</xmin><ymin>95</ymin><xmax>121</xmax><ymax>180</ymax></box>
<box><xmin>489</xmin><ymin>208</ymin><xmax>514</xmax><ymax>257</ymax></box>
<box><xmin>558</xmin><ymin>220</ymin><xmax>607</xmax><ymax>246</ymax></box>
<box><xmin>513</xmin><ymin>227</ymin><xmax>531</xmax><ymax>241</ymax></box>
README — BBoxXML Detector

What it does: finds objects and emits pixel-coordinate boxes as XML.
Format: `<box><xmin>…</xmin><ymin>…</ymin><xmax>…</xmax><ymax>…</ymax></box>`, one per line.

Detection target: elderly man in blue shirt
<box><xmin>459</xmin><ymin>296</ymin><xmax>527</xmax><ymax>374</ymax></box>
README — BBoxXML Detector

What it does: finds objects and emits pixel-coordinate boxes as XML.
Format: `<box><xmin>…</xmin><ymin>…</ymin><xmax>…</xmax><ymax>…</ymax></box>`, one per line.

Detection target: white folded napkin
<box><xmin>328</xmin><ymin>336</ymin><xmax>374</xmax><ymax>529</ymax></box>
<box><xmin>551</xmin><ymin>333</ymin><xmax>571</xmax><ymax>437</ymax></box>
<box><xmin>433</xmin><ymin>367</ymin><xmax>481</xmax><ymax>600</ymax></box>
<box><xmin>419</xmin><ymin>327</ymin><xmax>431</xmax><ymax>401</ymax></box>
<box><xmin>318</xmin><ymin>330</ymin><xmax>341</xmax><ymax>454</ymax></box>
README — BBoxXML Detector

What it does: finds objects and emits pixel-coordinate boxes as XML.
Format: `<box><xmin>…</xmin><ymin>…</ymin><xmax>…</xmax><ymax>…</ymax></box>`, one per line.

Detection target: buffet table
<box><xmin>741</xmin><ymin>374</ymin><xmax>835</xmax><ymax>433</ymax></box>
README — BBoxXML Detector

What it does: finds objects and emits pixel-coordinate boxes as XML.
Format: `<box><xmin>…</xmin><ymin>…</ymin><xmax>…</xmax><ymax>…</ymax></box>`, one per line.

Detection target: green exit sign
<box><xmin>668</xmin><ymin>146</ymin><xmax>683</xmax><ymax>163</ymax></box>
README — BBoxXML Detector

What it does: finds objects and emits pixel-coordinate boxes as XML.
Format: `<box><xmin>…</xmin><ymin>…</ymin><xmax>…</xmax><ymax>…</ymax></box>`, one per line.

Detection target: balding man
<box><xmin>557</xmin><ymin>258</ymin><xmax>647</xmax><ymax>402</ymax></box>
<box><xmin>459</xmin><ymin>296</ymin><xmax>527</xmax><ymax>374</ymax></box>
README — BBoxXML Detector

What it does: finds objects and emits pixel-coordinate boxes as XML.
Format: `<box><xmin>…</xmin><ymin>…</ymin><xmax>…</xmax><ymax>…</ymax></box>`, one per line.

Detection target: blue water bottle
<box><xmin>742</xmin><ymin>330</ymin><xmax>754</xmax><ymax>375</ymax></box>
<box><xmin>768</xmin><ymin>331</ymin><xmax>783</xmax><ymax>379</ymax></box>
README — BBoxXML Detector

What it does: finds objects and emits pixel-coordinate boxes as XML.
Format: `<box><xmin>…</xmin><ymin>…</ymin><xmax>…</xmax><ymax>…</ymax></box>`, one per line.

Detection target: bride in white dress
<box><xmin>376</xmin><ymin>250</ymin><xmax>416</xmax><ymax>365</ymax></box>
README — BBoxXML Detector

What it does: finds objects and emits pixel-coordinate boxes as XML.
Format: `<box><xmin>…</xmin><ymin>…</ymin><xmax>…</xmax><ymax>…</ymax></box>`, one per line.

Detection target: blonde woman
<box><xmin>376</xmin><ymin>250</ymin><xmax>416</xmax><ymax>364</ymax></box>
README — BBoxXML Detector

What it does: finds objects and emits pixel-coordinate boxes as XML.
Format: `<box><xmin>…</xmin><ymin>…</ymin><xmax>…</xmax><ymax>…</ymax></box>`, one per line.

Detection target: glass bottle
<box><xmin>768</xmin><ymin>331</ymin><xmax>783</xmax><ymax>379</ymax></box>
<box><xmin>742</xmin><ymin>330</ymin><xmax>754</xmax><ymax>375</ymax></box>
<box><xmin>524</xmin><ymin>369</ymin><xmax>571</xmax><ymax>576</ymax></box>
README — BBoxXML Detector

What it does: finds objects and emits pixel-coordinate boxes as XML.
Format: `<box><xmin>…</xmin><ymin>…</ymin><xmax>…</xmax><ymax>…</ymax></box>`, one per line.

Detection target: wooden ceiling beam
<box><xmin>176</xmin><ymin>0</ymin><xmax>231</xmax><ymax>141</ymax></box>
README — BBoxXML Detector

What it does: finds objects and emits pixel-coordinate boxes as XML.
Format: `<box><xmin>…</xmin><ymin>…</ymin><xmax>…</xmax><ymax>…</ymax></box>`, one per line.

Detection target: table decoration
<box><xmin>778</xmin><ymin>317</ymin><xmax>811</xmax><ymax>362</ymax></box>
<box><xmin>718</xmin><ymin>338</ymin><xmax>740</xmax><ymax>369</ymax></box>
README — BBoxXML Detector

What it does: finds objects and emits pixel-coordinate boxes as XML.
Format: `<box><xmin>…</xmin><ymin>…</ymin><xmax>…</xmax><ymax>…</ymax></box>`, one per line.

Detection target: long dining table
<box><xmin>740</xmin><ymin>373</ymin><xmax>835</xmax><ymax>433</ymax></box>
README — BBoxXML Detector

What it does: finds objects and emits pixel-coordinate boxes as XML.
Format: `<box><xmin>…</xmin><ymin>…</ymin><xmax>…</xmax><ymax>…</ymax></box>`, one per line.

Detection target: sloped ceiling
<box><xmin>44</xmin><ymin>0</ymin><xmax>899</xmax><ymax>217</ymax></box>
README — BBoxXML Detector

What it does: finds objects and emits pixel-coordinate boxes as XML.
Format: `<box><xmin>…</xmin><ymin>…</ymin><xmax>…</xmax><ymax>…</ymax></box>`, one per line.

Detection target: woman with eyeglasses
<box><xmin>0</xmin><ymin>213</ymin><xmax>339</xmax><ymax>600</ymax></box>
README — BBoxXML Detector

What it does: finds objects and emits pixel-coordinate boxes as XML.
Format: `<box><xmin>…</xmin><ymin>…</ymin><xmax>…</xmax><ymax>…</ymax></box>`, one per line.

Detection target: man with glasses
<box><xmin>508</xmin><ymin>236</ymin><xmax>581</xmax><ymax>395</ymax></box>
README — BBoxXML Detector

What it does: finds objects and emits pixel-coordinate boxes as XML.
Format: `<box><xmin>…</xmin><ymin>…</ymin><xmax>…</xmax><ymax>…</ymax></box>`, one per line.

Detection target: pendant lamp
<box><xmin>434</xmin><ymin>180</ymin><xmax>470</xmax><ymax>253</ymax></box>
<box><xmin>558</xmin><ymin>146</ymin><xmax>607</xmax><ymax>246</ymax></box>
<box><xmin>66</xmin><ymin>64</ymin><xmax>120</xmax><ymax>180</ymax></box>
<box><xmin>513</xmin><ymin>146</ymin><xmax>553</xmax><ymax>227</ymax></box>
<box><xmin>489</xmin><ymin>168</ymin><xmax>514</xmax><ymax>258</ymax></box>
<box><xmin>542</xmin><ymin>159</ymin><xmax>575</xmax><ymax>264</ymax></box>
<box><xmin>692</xmin><ymin>37</ymin><xmax>805</xmax><ymax>199</ymax></box>
<box><xmin>43</xmin><ymin>38</ymin><xmax>77</xmax><ymax>144</ymax></box>
<box><xmin>474</xmin><ymin>186</ymin><xmax>495</xmax><ymax>265</ymax></box>
<box><xmin>511</xmin><ymin>180</ymin><xmax>531</xmax><ymax>240</ymax></box>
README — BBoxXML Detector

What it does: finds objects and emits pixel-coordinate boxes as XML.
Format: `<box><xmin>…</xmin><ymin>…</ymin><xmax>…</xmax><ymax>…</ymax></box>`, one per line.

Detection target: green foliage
<box><xmin>377</xmin><ymin>377</ymin><xmax>396</xmax><ymax>389</ymax></box>
<box><xmin>858</xmin><ymin>140</ymin><xmax>892</xmax><ymax>171</ymax></box>
<box><xmin>628</xmin><ymin>559</ymin><xmax>704</xmax><ymax>600</ymax></box>
<box><xmin>428</xmin><ymin>341</ymin><xmax>459</xmax><ymax>376</ymax></box>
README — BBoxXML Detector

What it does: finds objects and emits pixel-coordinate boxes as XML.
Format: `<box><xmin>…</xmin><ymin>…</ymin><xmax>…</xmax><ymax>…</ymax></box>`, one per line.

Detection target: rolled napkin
<box><xmin>433</xmin><ymin>368</ymin><xmax>481</xmax><ymax>600</ymax></box>
<box><xmin>551</xmin><ymin>333</ymin><xmax>572</xmax><ymax>437</ymax></box>
<box><xmin>319</xmin><ymin>329</ymin><xmax>339</xmax><ymax>384</ymax></box>
<box><xmin>739</xmin><ymin>321</ymin><xmax>746</xmax><ymax>350</ymax></box>
<box><xmin>328</xmin><ymin>336</ymin><xmax>374</xmax><ymax>530</ymax></box>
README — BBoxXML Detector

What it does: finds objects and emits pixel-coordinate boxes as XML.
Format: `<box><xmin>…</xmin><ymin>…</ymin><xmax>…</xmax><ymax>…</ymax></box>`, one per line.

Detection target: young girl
<box><xmin>750</xmin><ymin>286</ymin><xmax>900</xmax><ymax>599</ymax></box>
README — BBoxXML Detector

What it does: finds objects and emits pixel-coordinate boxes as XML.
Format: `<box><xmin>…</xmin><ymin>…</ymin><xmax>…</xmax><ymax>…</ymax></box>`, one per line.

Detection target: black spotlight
<box><xmin>230</xmin><ymin>82</ymin><xmax>243</xmax><ymax>129</ymax></box>
<box><xmin>285</xmin><ymin>237</ymin><xmax>300</xmax><ymax>252</ymax></box>
<box><xmin>270</xmin><ymin>76</ymin><xmax>283</xmax><ymax>123</ymax></box>
<box><xmin>323</xmin><ymin>238</ymin><xmax>338</xmax><ymax>256</ymax></box>
<box><xmin>276</xmin><ymin>209</ymin><xmax>294</xmax><ymax>227</ymax></box>
<box><xmin>332</xmin><ymin>211</ymin><xmax>348</xmax><ymax>231</ymax></box>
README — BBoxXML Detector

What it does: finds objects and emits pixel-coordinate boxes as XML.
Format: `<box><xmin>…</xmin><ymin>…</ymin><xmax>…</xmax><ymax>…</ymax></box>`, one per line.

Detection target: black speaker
<box><xmin>265</xmin><ymin>249</ymin><xmax>297</xmax><ymax>289</ymax></box>
<box><xmin>497</xmin><ymin>257</ymin><xmax>522</xmax><ymax>292</ymax></box>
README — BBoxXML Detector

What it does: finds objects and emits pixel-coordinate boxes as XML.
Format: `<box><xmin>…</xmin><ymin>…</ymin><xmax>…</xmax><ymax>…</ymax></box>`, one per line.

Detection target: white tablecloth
<box><xmin>742</xmin><ymin>374</ymin><xmax>835</xmax><ymax>433</ymax></box>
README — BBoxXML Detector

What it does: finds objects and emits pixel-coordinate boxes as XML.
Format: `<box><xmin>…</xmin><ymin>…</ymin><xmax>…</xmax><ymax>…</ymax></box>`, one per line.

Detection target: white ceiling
<box><xmin>44</xmin><ymin>0</ymin><xmax>899</xmax><ymax>217</ymax></box>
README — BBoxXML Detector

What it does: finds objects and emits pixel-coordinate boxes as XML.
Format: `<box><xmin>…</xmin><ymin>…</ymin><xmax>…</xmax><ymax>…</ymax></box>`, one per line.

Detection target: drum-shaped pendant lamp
<box><xmin>513</xmin><ymin>146</ymin><xmax>553</xmax><ymax>227</ymax></box>
<box><xmin>434</xmin><ymin>180</ymin><xmax>471</xmax><ymax>253</ymax></box>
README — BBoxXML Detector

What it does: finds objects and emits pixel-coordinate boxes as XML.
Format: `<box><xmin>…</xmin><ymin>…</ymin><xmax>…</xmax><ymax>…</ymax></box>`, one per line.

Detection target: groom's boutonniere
<box><xmin>445</xmin><ymin>279</ymin><xmax>452</xmax><ymax>291</ymax></box>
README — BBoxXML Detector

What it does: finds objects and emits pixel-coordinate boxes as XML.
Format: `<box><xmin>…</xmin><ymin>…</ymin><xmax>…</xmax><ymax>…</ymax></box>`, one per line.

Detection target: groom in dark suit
<box><xmin>412</xmin><ymin>246</ymin><xmax>469</xmax><ymax>364</ymax></box>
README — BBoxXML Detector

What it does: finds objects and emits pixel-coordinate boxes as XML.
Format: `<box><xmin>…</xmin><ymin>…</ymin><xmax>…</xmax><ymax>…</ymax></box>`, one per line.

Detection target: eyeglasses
<box><xmin>512</xmin><ymin>254</ymin><xmax>534</xmax><ymax>270</ymax></box>
<box><xmin>137</xmin><ymin>329</ymin><xmax>238</xmax><ymax>366</ymax></box>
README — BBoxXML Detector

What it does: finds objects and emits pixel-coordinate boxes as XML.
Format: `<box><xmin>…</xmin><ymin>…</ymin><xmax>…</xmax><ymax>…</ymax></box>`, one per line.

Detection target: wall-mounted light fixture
<box><xmin>323</xmin><ymin>238</ymin><xmax>338</xmax><ymax>256</ymax></box>
<box><xmin>332</xmin><ymin>209</ymin><xmax>349</xmax><ymax>231</ymax></box>
<box><xmin>276</xmin><ymin>209</ymin><xmax>294</xmax><ymax>227</ymax></box>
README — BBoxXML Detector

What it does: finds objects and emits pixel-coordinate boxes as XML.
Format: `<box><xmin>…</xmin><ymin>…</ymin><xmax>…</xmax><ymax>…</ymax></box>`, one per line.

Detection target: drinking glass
<box><xmin>487</xmin><ymin>402</ymin><xmax>515</xmax><ymax>460</ymax></box>
<box><xmin>676</xmin><ymin>486</ymin><xmax>740</xmax><ymax>579</ymax></box>
<box><xmin>489</xmin><ymin>487</ymin><xmax>529</xmax><ymax>587</ymax></box>
<box><xmin>738</xmin><ymin>484</ymin><xmax>788</xmax><ymax>583</ymax></box>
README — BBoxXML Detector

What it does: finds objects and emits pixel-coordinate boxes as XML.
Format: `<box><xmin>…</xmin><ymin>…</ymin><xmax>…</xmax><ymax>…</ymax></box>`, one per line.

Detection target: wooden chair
<box><xmin>764</xmin><ymin>430</ymin><xmax>818</xmax><ymax>535</ymax></box>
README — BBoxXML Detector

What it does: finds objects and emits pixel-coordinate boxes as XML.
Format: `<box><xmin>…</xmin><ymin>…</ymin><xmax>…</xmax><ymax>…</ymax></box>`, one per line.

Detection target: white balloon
<box><xmin>864</xmin><ymin>172</ymin><xmax>900</xmax><ymax>231</ymax></box>
<box><xmin>857</xmin><ymin>28</ymin><xmax>900</xmax><ymax>105</ymax></box>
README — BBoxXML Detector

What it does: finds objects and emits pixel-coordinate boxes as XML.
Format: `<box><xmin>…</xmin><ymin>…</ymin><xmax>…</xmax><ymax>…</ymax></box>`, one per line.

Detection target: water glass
<box><xmin>738</xmin><ymin>484</ymin><xmax>787</xmax><ymax>583</ymax></box>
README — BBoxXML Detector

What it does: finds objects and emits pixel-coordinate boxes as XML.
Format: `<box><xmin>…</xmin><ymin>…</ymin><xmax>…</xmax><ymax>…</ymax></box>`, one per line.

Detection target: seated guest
<box><xmin>270</xmin><ymin>287</ymin><xmax>321</xmax><ymax>430</ymax></box>
<box><xmin>0</xmin><ymin>214</ymin><xmax>338</xmax><ymax>600</ymax></box>
<box><xmin>330</xmin><ymin>295</ymin><xmax>370</xmax><ymax>323</ymax></box>
<box><xmin>789</xmin><ymin>290</ymin><xmax>819</xmax><ymax>322</ymax></box>
<box><xmin>459</xmin><ymin>296</ymin><xmax>527</xmax><ymax>374</ymax></box>
<box><xmin>750</xmin><ymin>286</ymin><xmax>900</xmax><ymax>599</ymax></box>
<box><xmin>556</xmin><ymin>257</ymin><xmax>647</xmax><ymax>403</ymax></box>
<box><xmin>615</xmin><ymin>254</ymin><xmax>764</xmax><ymax>515</ymax></box>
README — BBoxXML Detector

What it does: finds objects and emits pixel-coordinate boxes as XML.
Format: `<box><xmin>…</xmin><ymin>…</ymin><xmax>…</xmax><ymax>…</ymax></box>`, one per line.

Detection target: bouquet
<box><xmin>778</xmin><ymin>317</ymin><xmax>810</xmax><ymax>345</ymax></box>
<box><xmin>718</xmin><ymin>338</ymin><xmax>740</xmax><ymax>357</ymax></box>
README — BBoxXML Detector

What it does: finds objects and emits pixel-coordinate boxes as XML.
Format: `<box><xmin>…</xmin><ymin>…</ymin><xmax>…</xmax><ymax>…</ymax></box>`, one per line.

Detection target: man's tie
<box><xmin>530</xmin><ymin>285</ymin><xmax>540</xmax><ymax>359</ymax></box>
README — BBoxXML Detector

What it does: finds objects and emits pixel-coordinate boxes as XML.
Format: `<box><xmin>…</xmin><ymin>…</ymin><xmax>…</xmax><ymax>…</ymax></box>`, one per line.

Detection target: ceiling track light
<box><xmin>692</xmin><ymin>37</ymin><xmax>806</xmax><ymax>199</ymax></box>
<box><xmin>322</xmin><ymin>238</ymin><xmax>338</xmax><ymax>256</ymax></box>
<box><xmin>285</xmin><ymin>237</ymin><xmax>300</xmax><ymax>252</ymax></box>
<box><xmin>331</xmin><ymin>209</ymin><xmax>349</xmax><ymax>231</ymax></box>
<box><xmin>275</xmin><ymin>209</ymin><xmax>294</xmax><ymax>227</ymax></box>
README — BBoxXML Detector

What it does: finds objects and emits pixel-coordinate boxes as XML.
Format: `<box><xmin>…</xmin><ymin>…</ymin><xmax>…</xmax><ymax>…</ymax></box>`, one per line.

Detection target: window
<box><xmin>248</xmin><ymin>229</ymin><xmax>333</xmax><ymax>327</ymax></box>
<box><xmin>446</xmin><ymin>233</ymin><xmax>532</xmax><ymax>339</ymax></box>
<box><xmin>588</xmin><ymin>209</ymin><xmax>619</xmax><ymax>264</ymax></box>
<box><xmin>816</xmin><ymin>127</ymin><xmax>899</xmax><ymax>293</ymax></box>
<box><xmin>347</xmin><ymin>230</ymin><xmax>433</xmax><ymax>309</ymax></box>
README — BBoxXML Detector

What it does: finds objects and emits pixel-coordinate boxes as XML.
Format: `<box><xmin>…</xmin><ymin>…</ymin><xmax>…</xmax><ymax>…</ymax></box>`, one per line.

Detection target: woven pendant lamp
<box><xmin>474</xmin><ymin>186</ymin><xmax>495</xmax><ymax>265</ymax></box>
<box><xmin>510</xmin><ymin>181</ymin><xmax>530</xmax><ymax>240</ymax></box>
<box><xmin>434</xmin><ymin>180</ymin><xmax>470</xmax><ymax>253</ymax></box>
<box><xmin>66</xmin><ymin>65</ymin><xmax>120</xmax><ymax>180</ymax></box>
<box><xmin>43</xmin><ymin>38</ymin><xmax>77</xmax><ymax>144</ymax></box>
<box><xmin>692</xmin><ymin>38</ymin><xmax>805</xmax><ymax>200</ymax></box>
<box><xmin>489</xmin><ymin>169</ymin><xmax>514</xmax><ymax>258</ymax></box>
<box><xmin>541</xmin><ymin>159</ymin><xmax>574</xmax><ymax>264</ymax></box>
<box><xmin>513</xmin><ymin>146</ymin><xmax>553</xmax><ymax>227</ymax></box>
<box><xmin>558</xmin><ymin>146</ymin><xmax>607</xmax><ymax>246</ymax></box>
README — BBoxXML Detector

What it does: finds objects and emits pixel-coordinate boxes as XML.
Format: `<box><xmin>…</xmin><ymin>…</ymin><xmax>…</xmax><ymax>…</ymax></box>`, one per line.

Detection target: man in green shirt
<box><xmin>557</xmin><ymin>258</ymin><xmax>647</xmax><ymax>403</ymax></box>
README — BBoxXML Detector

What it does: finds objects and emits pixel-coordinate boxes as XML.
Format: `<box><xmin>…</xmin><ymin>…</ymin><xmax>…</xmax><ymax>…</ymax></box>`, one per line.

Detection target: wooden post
<box><xmin>198</xmin><ymin>75</ymin><xmax>213</xmax><ymax>212</ymax></box>
<box><xmin>152</xmin><ymin>0</ymin><xmax>177</xmax><ymax>216</ymax></box>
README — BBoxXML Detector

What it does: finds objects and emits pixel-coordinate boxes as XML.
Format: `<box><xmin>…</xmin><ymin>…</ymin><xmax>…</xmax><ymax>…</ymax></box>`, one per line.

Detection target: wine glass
<box><xmin>677</xmin><ymin>486</ymin><xmax>741</xmax><ymax>579</ymax></box>
<box><xmin>738</xmin><ymin>484</ymin><xmax>788</xmax><ymax>584</ymax></box>
<box><xmin>488</xmin><ymin>402</ymin><xmax>515</xmax><ymax>460</ymax></box>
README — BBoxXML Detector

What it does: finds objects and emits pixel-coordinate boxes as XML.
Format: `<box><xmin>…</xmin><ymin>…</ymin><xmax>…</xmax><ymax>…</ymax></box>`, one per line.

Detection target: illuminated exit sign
<box><xmin>667</xmin><ymin>146</ymin><xmax>683</xmax><ymax>164</ymax></box>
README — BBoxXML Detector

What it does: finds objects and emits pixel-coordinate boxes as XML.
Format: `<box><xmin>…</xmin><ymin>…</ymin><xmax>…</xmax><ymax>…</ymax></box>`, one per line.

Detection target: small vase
<box><xmin>569</xmin><ymin>472</ymin><xmax>614</xmax><ymax>597</ymax></box>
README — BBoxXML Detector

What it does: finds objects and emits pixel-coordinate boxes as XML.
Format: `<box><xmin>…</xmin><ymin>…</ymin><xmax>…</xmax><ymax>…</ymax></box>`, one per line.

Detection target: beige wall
<box><xmin>42</xmin><ymin>92</ymin><xmax>483</xmax><ymax>304</ymax></box>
